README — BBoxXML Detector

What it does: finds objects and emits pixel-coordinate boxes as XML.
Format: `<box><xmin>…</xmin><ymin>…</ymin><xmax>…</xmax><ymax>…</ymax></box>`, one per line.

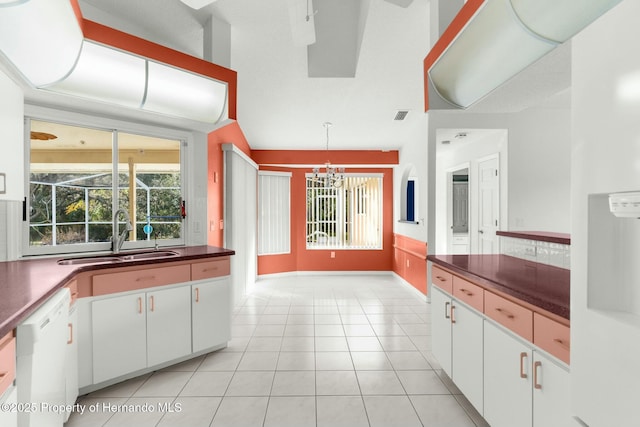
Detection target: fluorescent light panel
<box><xmin>0</xmin><ymin>0</ymin><xmax>83</xmax><ymax>86</ymax></box>
<box><xmin>429</xmin><ymin>0</ymin><xmax>556</xmax><ymax>108</ymax></box>
<box><xmin>46</xmin><ymin>41</ymin><xmax>147</xmax><ymax>108</ymax></box>
<box><xmin>144</xmin><ymin>61</ymin><xmax>227</xmax><ymax>123</ymax></box>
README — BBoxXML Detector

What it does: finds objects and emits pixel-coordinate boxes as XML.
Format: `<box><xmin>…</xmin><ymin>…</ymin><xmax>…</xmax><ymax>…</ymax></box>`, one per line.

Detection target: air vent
<box><xmin>394</xmin><ymin>110</ymin><xmax>409</xmax><ymax>121</ymax></box>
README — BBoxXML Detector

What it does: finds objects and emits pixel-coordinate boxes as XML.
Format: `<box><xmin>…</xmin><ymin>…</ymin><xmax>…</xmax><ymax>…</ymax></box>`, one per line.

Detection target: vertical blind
<box><xmin>258</xmin><ymin>171</ymin><xmax>291</xmax><ymax>255</ymax></box>
<box><xmin>306</xmin><ymin>174</ymin><xmax>383</xmax><ymax>249</ymax></box>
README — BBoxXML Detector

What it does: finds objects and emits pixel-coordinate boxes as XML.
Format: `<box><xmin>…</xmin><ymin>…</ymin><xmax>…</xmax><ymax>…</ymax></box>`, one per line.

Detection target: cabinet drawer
<box><xmin>93</xmin><ymin>264</ymin><xmax>191</xmax><ymax>296</ymax></box>
<box><xmin>432</xmin><ymin>265</ymin><xmax>453</xmax><ymax>293</ymax></box>
<box><xmin>0</xmin><ymin>332</ymin><xmax>15</xmax><ymax>397</ymax></box>
<box><xmin>534</xmin><ymin>313</ymin><xmax>570</xmax><ymax>365</ymax></box>
<box><xmin>191</xmin><ymin>257</ymin><xmax>230</xmax><ymax>281</ymax></box>
<box><xmin>65</xmin><ymin>279</ymin><xmax>79</xmax><ymax>305</ymax></box>
<box><xmin>453</xmin><ymin>276</ymin><xmax>484</xmax><ymax>312</ymax></box>
<box><xmin>485</xmin><ymin>292</ymin><xmax>533</xmax><ymax>341</ymax></box>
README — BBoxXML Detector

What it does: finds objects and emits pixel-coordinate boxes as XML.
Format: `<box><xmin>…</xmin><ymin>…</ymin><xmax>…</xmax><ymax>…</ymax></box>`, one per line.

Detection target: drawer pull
<box><xmin>0</xmin><ymin>372</ymin><xmax>6</xmax><ymax>379</ymax></box>
<box><xmin>444</xmin><ymin>301</ymin><xmax>451</xmax><ymax>319</ymax></box>
<box><xmin>195</xmin><ymin>287</ymin><xmax>200</xmax><ymax>303</ymax></box>
<box><xmin>67</xmin><ymin>323</ymin><xmax>73</xmax><ymax>345</ymax></box>
<box><xmin>495</xmin><ymin>307</ymin><xmax>516</xmax><ymax>319</ymax></box>
<box><xmin>435</xmin><ymin>275</ymin><xmax>447</xmax><ymax>282</ymax></box>
<box><xmin>533</xmin><ymin>361</ymin><xmax>542</xmax><ymax>389</ymax></box>
<box><xmin>203</xmin><ymin>266</ymin><xmax>219</xmax><ymax>272</ymax></box>
<box><xmin>135</xmin><ymin>275</ymin><xmax>156</xmax><ymax>282</ymax></box>
<box><xmin>459</xmin><ymin>288</ymin><xmax>474</xmax><ymax>297</ymax></box>
<box><xmin>150</xmin><ymin>296</ymin><xmax>155</xmax><ymax>312</ymax></box>
<box><xmin>553</xmin><ymin>338</ymin><xmax>570</xmax><ymax>351</ymax></box>
<box><xmin>137</xmin><ymin>297</ymin><xmax>143</xmax><ymax>314</ymax></box>
<box><xmin>451</xmin><ymin>305</ymin><xmax>456</xmax><ymax>324</ymax></box>
<box><xmin>519</xmin><ymin>352</ymin><xmax>528</xmax><ymax>379</ymax></box>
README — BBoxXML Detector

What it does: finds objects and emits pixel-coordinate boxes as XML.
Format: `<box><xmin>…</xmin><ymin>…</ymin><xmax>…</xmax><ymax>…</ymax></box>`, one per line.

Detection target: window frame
<box><xmin>305</xmin><ymin>172</ymin><xmax>383</xmax><ymax>251</ymax></box>
<box><xmin>22</xmin><ymin>106</ymin><xmax>190</xmax><ymax>256</ymax></box>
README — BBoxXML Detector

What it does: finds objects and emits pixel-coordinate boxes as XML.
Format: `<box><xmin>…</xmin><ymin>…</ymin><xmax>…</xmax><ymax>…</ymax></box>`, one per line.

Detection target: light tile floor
<box><xmin>66</xmin><ymin>274</ymin><xmax>489</xmax><ymax>427</ymax></box>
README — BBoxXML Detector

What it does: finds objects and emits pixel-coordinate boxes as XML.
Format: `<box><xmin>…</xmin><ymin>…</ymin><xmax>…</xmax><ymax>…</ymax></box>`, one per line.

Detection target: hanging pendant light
<box><xmin>313</xmin><ymin>122</ymin><xmax>345</xmax><ymax>188</ymax></box>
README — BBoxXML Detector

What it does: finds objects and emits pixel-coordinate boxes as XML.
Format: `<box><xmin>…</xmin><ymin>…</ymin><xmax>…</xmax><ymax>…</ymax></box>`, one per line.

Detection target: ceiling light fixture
<box><xmin>313</xmin><ymin>122</ymin><xmax>345</xmax><ymax>188</ymax></box>
<box><xmin>428</xmin><ymin>0</ymin><xmax>622</xmax><ymax>108</ymax></box>
<box><xmin>179</xmin><ymin>0</ymin><xmax>219</xmax><ymax>10</ymax></box>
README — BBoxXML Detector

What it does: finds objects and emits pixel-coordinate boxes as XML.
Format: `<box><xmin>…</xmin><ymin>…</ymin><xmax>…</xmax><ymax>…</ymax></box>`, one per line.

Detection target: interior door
<box><xmin>477</xmin><ymin>155</ymin><xmax>499</xmax><ymax>254</ymax></box>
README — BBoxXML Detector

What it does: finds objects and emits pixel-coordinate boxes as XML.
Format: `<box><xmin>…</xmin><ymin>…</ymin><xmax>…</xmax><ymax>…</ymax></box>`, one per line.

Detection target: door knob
<box><xmin>478</xmin><ymin>230</ymin><xmax>484</xmax><ymax>234</ymax></box>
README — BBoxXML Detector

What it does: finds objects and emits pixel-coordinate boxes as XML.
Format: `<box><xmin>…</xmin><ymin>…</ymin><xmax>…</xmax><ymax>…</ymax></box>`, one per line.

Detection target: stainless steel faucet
<box><xmin>112</xmin><ymin>208</ymin><xmax>133</xmax><ymax>254</ymax></box>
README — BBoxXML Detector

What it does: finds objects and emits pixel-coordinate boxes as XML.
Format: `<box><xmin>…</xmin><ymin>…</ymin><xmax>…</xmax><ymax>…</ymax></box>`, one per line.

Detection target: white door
<box><xmin>92</xmin><ymin>292</ymin><xmax>147</xmax><ymax>383</ymax></box>
<box><xmin>451</xmin><ymin>301</ymin><xmax>484</xmax><ymax>414</ymax></box>
<box><xmin>192</xmin><ymin>278</ymin><xmax>231</xmax><ymax>353</ymax></box>
<box><xmin>477</xmin><ymin>155</ymin><xmax>499</xmax><ymax>254</ymax></box>
<box><xmin>431</xmin><ymin>287</ymin><xmax>452</xmax><ymax>376</ymax></box>
<box><xmin>147</xmin><ymin>285</ymin><xmax>192</xmax><ymax>367</ymax></box>
<box><xmin>484</xmin><ymin>321</ymin><xmax>532</xmax><ymax>427</ymax></box>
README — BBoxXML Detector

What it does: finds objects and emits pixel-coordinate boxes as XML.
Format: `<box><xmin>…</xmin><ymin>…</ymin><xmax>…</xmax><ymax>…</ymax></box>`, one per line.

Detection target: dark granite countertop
<box><xmin>496</xmin><ymin>230</ymin><xmax>571</xmax><ymax>245</ymax></box>
<box><xmin>0</xmin><ymin>245</ymin><xmax>234</xmax><ymax>338</ymax></box>
<box><xmin>427</xmin><ymin>254</ymin><xmax>570</xmax><ymax>320</ymax></box>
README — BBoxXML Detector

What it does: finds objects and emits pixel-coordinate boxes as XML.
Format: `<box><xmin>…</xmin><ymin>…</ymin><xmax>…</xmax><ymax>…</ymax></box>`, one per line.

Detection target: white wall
<box><xmin>394</xmin><ymin>114</ymin><xmax>429</xmax><ymax>242</ymax></box>
<box><xmin>427</xmin><ymin>104</ymin><xmax>572</xmax><ymax>255</ymax></box>
<box><xmin>434</xmin><ymin>129</ymin><xmax>508</xmax><ymax>254</ymax></box>
<box><xmin>570</xmin><ymin>1</ymin><xmax>640</xmax><ymax>425</ymax></box>
<box><xmin>507</xmin><ymin>105</ymin><xmax>571</xmax><ymax>232</ymax></box>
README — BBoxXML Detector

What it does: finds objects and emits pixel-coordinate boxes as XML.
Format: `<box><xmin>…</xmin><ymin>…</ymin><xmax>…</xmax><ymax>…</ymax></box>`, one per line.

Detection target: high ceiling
<box><xmin>78</xmin><ymin>0</ymin><xmax>431</xmax><ymax>150</ymax></box>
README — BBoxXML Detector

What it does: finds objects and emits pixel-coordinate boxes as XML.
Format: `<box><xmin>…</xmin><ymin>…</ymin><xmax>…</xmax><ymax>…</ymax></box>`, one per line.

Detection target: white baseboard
<box><xmin>392</xmin><ymin>272</ymin><xmax>429</xmax><ymax>302</ymax></box>
<box><xmin>257</xmin><ymin>270</ymin><xmax>391</xmax><ymax>281</ymax></box>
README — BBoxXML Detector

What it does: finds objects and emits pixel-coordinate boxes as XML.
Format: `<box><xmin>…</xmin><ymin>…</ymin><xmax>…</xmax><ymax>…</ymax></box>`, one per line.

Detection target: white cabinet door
<box><xmin>0</xmin><ymin>386</ymin><xmax>17</xmax><ymax>427</ymax></box>
<box><xmin>65</xmin><ymin>305</ymin><xmax>79</xmax><ymax>422</ymax></box>
<box><xmin>0</xmin><ymin>70</ymin><xmax>24</xmax><ymax>202</ymax></box>
<box><xmin>533</xmin><ymin>352</ymin><xmax>577</xmax><ymax>427</ymax></box>
<box><xmin>92</xmin><ymin>292</ymin><xmax>147</xmax><ymax>384</ymax></box>
<box><xmin>192</xmin><ymin>278</ymin><xmax>231</xmax><ymax>353</ymax></box>
<box><xmin>451</xmin><ymin>301</ymin><xmax>484</xmax><ymax>414</ymax></box>
<box><xmin>484</xmin><ymin>320</ymin><xmax>532</xmax><ymax>427</ymax></box>
<box><xmin>147</xmin><ymin>286</ymin><xmax>192</xmax><ymax>367</ymax></box>
<box><xmin>431</xmin><ymin>287</ymin><xmax>452</xmax><ymax>376</ymax></box>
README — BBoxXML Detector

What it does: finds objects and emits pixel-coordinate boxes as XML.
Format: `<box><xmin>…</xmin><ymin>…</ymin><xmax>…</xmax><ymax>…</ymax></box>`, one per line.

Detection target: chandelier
<box><xmin>313</xmin><ymin>122</ymin><xmax>345</xmax><ymax>188</ymax></box>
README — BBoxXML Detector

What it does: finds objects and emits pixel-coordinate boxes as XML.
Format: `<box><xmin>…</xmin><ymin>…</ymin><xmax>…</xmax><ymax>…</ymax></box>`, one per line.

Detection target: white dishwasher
<box><xmin>17</xmin><ymin>288</ymin><xmax>70</xmax><ymax>427</ymax></box>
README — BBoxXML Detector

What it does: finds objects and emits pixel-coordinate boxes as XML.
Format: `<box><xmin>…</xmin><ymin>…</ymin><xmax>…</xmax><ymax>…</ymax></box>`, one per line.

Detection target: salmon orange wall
<box><xmin>257</xmin><ymin>164</ymin><xmax>395</xmax><ymax>275</ymax></box>
<box><xmin>207</xmin><ymin>122</ymin><xmax>252</xmax><ymax>247</ymax></box>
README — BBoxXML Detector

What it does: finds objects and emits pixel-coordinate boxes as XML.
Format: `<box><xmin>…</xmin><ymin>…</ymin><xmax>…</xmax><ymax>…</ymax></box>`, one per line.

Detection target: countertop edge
<box><xmin>0</xmin><ymin>246</ymin><xmax>235</xmax><ymax>338</ymax></box>
<box><xmin>496</xmin><ymin>230</ymin><xmax>571</xmax><ymax>245</ymax></box>
<box><xmin>428</xmin><ymin>255</ymin><xmax>570</xmax><ymax>322</ymax></box>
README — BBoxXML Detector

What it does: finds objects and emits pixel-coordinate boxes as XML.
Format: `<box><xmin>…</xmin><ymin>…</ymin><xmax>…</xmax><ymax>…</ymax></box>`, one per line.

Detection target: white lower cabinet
<box><xmin>431</xmin><ymin>287</ymin><xmax>453</xmax><ymax>375</ymax></box>
<box><xmin>192</xmin><ymin>278</ymin><xmax>231</xmax><ymax>353</ymax></box>
<box><xmin>92</xmin><ymin>285</ymin><xmax>192</xmax><ymax>384</ymax></box>
<box><xmin>484</xmin><ymin>320</ymin><xmax>576</xmax><ymax>427</ymax></box>
<box><xmin>147</xmin><ymin>286</ymin><xmax>192</xmax><ymax>366</ymax></box>
<box><xmin>0</xmin><ymin>387</ymin><xmax>18</xmax><ymax>427</ymax></box>
<box><xmin>484</xmin><ymin>320</ymin><xmax>533</xmax><ymax>427</ymax></box>
<box><xmin>532</xmin><ymin>351</ymin><xmax>577</xmax><ymax>427</ymax></box>
<box><xmin>431</xmin><ymin>286</ymin><xmax>483</xmax><ymax>414</ymax></box>
<box><xmin>64</xmin><ymin>304</ymin><xmax>79</xmax><ymax>422</ymax></box>
<box><xmin>92</xmin><ymin>292</ymin><xmax>147</xmax><ymax>384</ymax></box>
<box><xmin>451</xmin><ymin>301</ymin><xmax>484</xmax><ymax>413</ymax></box>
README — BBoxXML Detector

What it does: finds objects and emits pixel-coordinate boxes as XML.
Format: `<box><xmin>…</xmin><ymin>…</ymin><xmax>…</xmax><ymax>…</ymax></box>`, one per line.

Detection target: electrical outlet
<box><xmin>219</xmin><ymin>219</ymin><xmax>224</xmax><ymax>230</ymax></box>
<box><xmin>330</xmin><ymin>251</ymin><xmax>335</xmax><ymax>258</ymax></box>
<box><xmin>209</xmin><ymin>220</ymin><xmax>216</xmax><ymax>231</ymax></box>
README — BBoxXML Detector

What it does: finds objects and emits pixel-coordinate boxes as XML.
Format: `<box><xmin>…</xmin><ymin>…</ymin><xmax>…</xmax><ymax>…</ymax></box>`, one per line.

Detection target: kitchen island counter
<box><xmin>428</xmin><ymin>254</ymin><xmax>569</xmax><ymax>321</ymax></box>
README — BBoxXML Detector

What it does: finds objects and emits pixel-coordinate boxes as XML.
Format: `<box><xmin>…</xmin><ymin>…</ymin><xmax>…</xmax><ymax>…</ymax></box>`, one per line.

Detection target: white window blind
<box><xmin>258</xmin><ymin>171</ymin><xmax>291</xmax><ymax>255</ymax></box>
<box><xmin>306</xmin><ymin>174</ymin><xmax>383</xmax><ymax>250</ymax></box>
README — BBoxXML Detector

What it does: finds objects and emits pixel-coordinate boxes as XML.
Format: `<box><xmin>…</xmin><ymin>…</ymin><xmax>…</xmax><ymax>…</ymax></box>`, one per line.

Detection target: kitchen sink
<box><xmin>119</xmin><ymin>250</ymin><xmax>180</xmax><ymax>260</ymax></box>
<box><xmin>57</xmin><ymin>250</ymin><xmax>180</xmax><ymax>265</ymax></box>
<box><xmin>57</xmin><ymin>256</ymin><xmax>122</xmax><ymax>265</ymax></box>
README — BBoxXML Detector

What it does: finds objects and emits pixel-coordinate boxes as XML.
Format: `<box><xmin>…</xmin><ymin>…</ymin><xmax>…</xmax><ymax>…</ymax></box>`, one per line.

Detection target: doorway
<box><xmin>447</xmin><ymin>165</ymin><xmax>470</xmax><ymax>254</ymax></box>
